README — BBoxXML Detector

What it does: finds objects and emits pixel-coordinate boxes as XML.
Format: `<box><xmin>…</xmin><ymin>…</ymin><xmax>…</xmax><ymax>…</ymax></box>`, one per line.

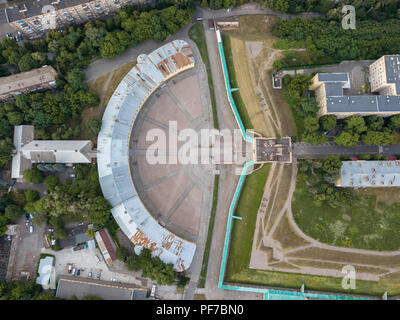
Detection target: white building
<box><xmin>12</xmin><ymin>125</ymin><xmax>95</xmax><ymax>180</ymax></box>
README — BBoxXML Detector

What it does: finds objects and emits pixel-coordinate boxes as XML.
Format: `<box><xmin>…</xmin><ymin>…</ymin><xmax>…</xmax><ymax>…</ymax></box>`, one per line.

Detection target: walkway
<box><xmin>294</xmin><ymin>141</ymin><xmax>400</xmax><ymax>158</ymax></box>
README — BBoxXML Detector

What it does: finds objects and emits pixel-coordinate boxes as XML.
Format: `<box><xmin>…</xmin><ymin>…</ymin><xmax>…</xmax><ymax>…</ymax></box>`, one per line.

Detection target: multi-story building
<box><xmin>0</xmin><ymin>65</ymin><xmax>57</xmax><ymax>101</ymax></box>
<box><xmin>5</xmin><ymin>0</ymin><xmax>146</xmax><ymax>39</ymax></box>
<box><xmin>12</xmin><ymin>125</ymin><xmax>96</xmax><ymax>181</ymax></box>
<box><xmin>310</xmin><ymin>55</ymin><xmax>400</xmax><ymax>118</ymax></box>
<box><xmin>369</xmin><ymin>55</ymin><xmax>400</xmax><ymax>96</ymax></box>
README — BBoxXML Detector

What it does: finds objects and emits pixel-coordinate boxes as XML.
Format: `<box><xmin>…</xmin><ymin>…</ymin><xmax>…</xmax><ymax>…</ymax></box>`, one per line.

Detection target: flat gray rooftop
<box><xmin>385</xmin><ymin>56</ymin><xmax>400</xmax><ymax>95</ymax></box>
<box><xmin>318</xmin><ymin>73</ymin><xmax>349</xmax><ymax>82</ymax></box>
<box><xmin>56</xmin><ymin>276</ymin><xmax>148</xmax><ymax>300</ymax></box>
<box><xmin>338</xmin><ymin>160</ymin><xmax>400</xmax><ymax>187</ymax></box>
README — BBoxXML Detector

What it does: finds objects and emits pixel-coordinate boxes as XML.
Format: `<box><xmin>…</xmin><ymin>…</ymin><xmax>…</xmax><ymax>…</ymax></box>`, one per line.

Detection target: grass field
<box><xmin>221</xmin><ymin>34</ymin><xmax>254</xmax><ymax>130</ymax></box>
<box><xmin>189</xmin><ymin>22</ymin><xmax>219</xmax><ymax>130</ymax></box>
<box><xmin>225</xmin><ymin>164</ymin><xmax>270</xmax><ymax>278</ymax></box>
<box><xmin>292</xmin><ymin>173</ymin><xmax>400</xmax><ymax>251</ymax></box>
<box><xmin>222</xmin><ymin>163</ymin><xmax>399</xmax><ymax>297</ymax></box>
<box><xmin>228</xmin><ymin>37</ymin><xmax>271</xmax><ymax>136</ymax></box>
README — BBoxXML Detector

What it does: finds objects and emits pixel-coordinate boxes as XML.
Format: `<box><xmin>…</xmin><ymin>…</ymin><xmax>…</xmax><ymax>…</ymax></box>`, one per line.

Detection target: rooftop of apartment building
<box><xmin>6</xmin><ymin>0</ymin><xmax>95</xmax><ymax>22</ymax></box>
<box><xmin>0</xmin><ymin>65</ymin><xmax>57</xmax><ymax>96</ymax></box>
<box><xmin>337</xmin><ymin>160</ymin><xmax>400</xmax><ymax>187</ymax></box>
<box><xmin>383</xmin><ymin>55</ymin><xmax>400</xmax><ymax>95</ymax></box>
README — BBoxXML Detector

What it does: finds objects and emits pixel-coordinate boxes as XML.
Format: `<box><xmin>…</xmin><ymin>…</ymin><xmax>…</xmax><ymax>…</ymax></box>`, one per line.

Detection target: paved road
<box><xmin>196</xmin><ymin>3</ymin><xmax>324</xmax><ymax>20</ymax></box>
<box><xmin>199</xmin><ymin>18</ymin><xmax>262</xmax><ymax>300</ymax></box>
<box><xmin>293</xmin><ymin>141</ymin><xmax>400</xmax><ymax>158</ymax></box>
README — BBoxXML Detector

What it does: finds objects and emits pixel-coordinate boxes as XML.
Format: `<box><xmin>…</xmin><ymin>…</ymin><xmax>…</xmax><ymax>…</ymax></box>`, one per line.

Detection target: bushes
<box><xmin>4</xmin><ymin>204</ymin><xmax>23</xmax><ymax>221</ymax></box>
<box><xmin>23</xmin><ymin>167</ymin><xmax>44</xmax><ymax>184</ymax></box>
<box><xmin>44</xmin><ymin>175</ymin><xmax>59</xmax><ymax>192</ymax></box>
<box><xmin>124</xmin><ymin>248</ymin><xmax>178</xmax><ymax>285</ymax></box>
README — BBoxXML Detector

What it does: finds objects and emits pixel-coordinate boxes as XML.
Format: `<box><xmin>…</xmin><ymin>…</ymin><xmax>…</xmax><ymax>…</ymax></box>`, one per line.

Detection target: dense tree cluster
<box><xmin>298</xmin><ymin>156</ymin><xmax>351</xmax><ymax>208</ymax></box>
<box><xmin>30</xmin><ymin>164</ymin><xmax>111</xmax><ymax>230</ymax></box>
<box><xmin>0</xmin><ymin>187</ymin><xmax>34</xmax><ymax>236</ymax></box>
<box><xmin>263</xmin><ymin>0</ymin><xmax>400</xmax><ymax>20</ymax></box>
<box><xmin>122</xmin><ymin>248</ymin><xmax>178</xmax><ymax>285</ymax></box>
<box><xmin>0</xmin><ymin>280</ymin><xmax>55</xmax><ymax>300</ymax></box>
<box><xmin>274</xmin><ymin>18</ymin><xmax>400</xmax><ymax>64</ymax></box>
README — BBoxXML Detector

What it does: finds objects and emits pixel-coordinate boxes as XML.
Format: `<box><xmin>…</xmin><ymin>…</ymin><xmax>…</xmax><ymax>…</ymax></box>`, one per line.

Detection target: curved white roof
<box><xmin>97</xmin><ymin>40</ymin><xmax>195</xmax><ymax>271</ymax></box>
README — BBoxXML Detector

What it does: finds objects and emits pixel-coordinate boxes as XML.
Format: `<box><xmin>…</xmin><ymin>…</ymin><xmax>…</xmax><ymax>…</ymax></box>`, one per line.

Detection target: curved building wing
<box><xmin>97</xmin><ymin>40</ymin><xmax>195</xmax><ymax>271</ymax></box>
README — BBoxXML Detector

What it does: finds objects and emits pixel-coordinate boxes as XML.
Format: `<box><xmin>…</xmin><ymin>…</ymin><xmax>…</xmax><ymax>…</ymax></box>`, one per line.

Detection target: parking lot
<box><xmin>41</xmin><ymin>246</ymin><xmax>145</xmax><ymax>287</ymax></box>
<box><xmin>12</xmin><ymin>215</ymin><xmax>46</xmax><ymax>279</ymax></box>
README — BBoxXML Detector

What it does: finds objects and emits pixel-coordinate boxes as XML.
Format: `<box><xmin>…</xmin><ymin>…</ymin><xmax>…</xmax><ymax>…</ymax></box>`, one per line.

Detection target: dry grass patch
<box><xmin>287</xmin><ymin>247</ymin><xmax>400</xmax><ymax>269</ymax></box>
<box><xmin>229</xmin><ymin>37</ymin><xmax>271</xmax><ymax>137</ymax></box>
<box><xmin>288</xmin><ymin>259</ymin><xmax>389</xmax><ymax>276</ymax></box>
<box><xmin>272</xmin><ymin>215</ymin><xmax>310</xmax><ymax>251</ymax></box>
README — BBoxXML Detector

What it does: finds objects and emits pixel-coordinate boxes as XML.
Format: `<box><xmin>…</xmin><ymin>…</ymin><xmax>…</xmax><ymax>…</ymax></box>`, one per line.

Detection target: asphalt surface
<box><xmin>293</xmin><ymin>141</ymin><xmax>400</xmax><ymax>158</ymax></box>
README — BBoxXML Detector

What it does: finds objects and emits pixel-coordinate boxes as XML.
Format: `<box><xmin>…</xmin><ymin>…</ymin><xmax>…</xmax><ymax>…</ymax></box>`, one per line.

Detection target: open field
<box><xmin>221</xmin><ymin>34</ymin><xmax>253</xmax><ymax>131</ymax></box>
<box><xmin>222</xmin><ymin>15</ymin><xmax>296</xmax><ymax>138</ymax></box>
<box><xmin>292</xmin><ymin>173</ymin><xmax>400</xmax><ymax>251</ymax></box>
<box><xmin>225</xmin><ymin>164</ymin><xmax>271</xmax><ymax>279</ymax></box>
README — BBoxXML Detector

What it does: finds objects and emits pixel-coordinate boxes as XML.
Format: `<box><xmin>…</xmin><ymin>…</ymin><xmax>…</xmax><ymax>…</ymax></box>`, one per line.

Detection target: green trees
<box><xmin>53</xmin><ymin>228</ymin><xmax>68</xmax><ymax>239</ymax></box>
<box><xmin>274</xmin><ymin>18</ymin><xmax>400</xmax><ymax>64</ymax></box>
<box><xmin>283</xmin><ymin>74</ymin><xmax>312</xmax><ymax>106</ymax></box>
<box><xmin>124</xmin><ymin>248</ymin><xmax>178</xmax><ymax>285</ymax></box>
<box><xmin>44</xmin><ymin>175</ymin><xmax>59</xmax><ymax>192</ymax></box>
<box><xmin>117</xmin><ymin>247</ymin><xmax>129</xmax><ymax>262</ymax></box>
<box><xmin>24</xmin><ymin>190</ymin><xmax>39</xmax><ymax>203</ymax></box>
<box><xmin>86</xmin><ymin>117</ymin><xmax>102</xmax><ymax>136</ymax></box>
<box><xmin>0</xmin><ymin>138</ymin><xmax>13</xmax><ymax>168</ymax></box>
<box><xmin>334</xmin><ymin>131</ymin><xmax>359</xmax><ymax>147</ymax></box>
<box><xmin>65</xmin><ymin>69</ymin><xmax>87</xmax><ymax>92</ymax></box>
<box><xmin>321</xmin><ymin>155</ymin><xmax>341</xmax><ymax>173</ymax></box>
<box><xmin>360</xmin><ymin>130</ymin><xmax>396</xmax><ymax>146</ymax></box>
<box><xmin>87</xmin><ymin>197</ymin><xmax>112</xmax><ymax>227</ymax></box>
<box><xmin>320</xmin><ymin>115</ymin><xmax>337</xmax><ymax>131</ymax></box>
<box><xmin>344</xmin><ymin>116</ymin><xmax>367</xmax><ymax>134</ymax></box>
<box><xmin>23</xmin><ymin>167</ymin><xmax>44</xmax><ymax>184</ymax></box>
<box><xmin>5</xmin><ymin>204</ymin><xmax>23</xmax><ymax>220</ymax></box>
<box><xmin>304</xmin><ymin>116</ymin><xmax>320</xmax><ymax>132</ymax></box>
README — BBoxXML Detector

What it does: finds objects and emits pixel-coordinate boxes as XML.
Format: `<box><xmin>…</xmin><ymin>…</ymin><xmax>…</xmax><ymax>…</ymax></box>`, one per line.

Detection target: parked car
<box><xmin>68</xmin><ymin>173</ymin><xmax>76</xmax><ymax>178</ymax></box>
<box><xmin>29</xmin><ymin>213</ymin><xmax>33</xmax><ymax>219</ymax></box>
<box><xmin>72</xmin><ymin>268</ymin><xmax>76</xmax><ymax>276</ymax></box>
<box><xmin>17</xmin><ymin>31</ymin><xmax>23</xmax><ymax>41</ymax></box>
<box><xmin>68</xmin><ymin>265</ymin><xmax>73</xmax><ymax>273</ymax></box>
<box><xmin>96</xmin><ymin>273</ymin><xmax>101</xmax><ymax>279</ymax></box>
<box><xmin>6</xmin><ymin>33</ymin><xmax>12</xmax><ymax>39</ymax></box>
<box><xmin>88</xmin><ymin>272</ymin><xmax>92</xmax><ymax>278</ymax></box>
<box><xmin>6</xmin><ymin>235</ymin><xmax>11</xmax><ymax>241</ymax></box>
<box><xmin>76</xmin><ymin>269</ymin><xmax>81</xmax><ymax>276</ymax></box>
<box><xmin>72</xmin><ymin>243</ymin><xmax>88</xmax><ymax>252</ymax></box>
<box><xmin>29</xmin><ymin>225</ymin><xmax>34</xmax><ymax>233</ymax></box>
